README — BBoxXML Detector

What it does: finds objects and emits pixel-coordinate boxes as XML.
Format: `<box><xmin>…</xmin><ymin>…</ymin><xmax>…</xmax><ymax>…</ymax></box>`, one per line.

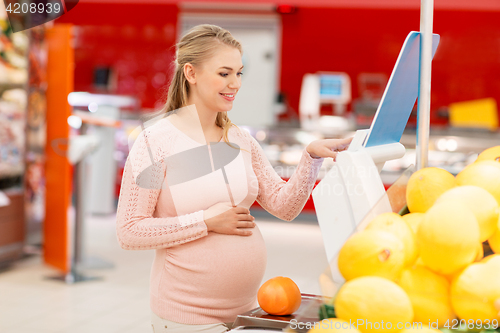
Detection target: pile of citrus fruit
<box><xmin>312</xmin><ymin>146</ymin><xmax>500</xmax><ymax>333</ymax></box>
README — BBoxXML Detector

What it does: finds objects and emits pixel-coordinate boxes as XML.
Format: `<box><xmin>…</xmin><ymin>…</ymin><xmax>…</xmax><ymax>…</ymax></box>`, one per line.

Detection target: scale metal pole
<box><xmin>416</xmin><ymin>0</ymin><xmax>434</xmax><ymax>169</ymax></box>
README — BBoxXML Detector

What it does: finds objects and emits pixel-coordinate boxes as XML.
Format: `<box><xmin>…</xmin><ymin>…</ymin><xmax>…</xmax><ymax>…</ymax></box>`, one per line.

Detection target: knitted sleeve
<box><xmin>245</xmin><ymin>131</ymin><xmax>324</xmax><ymax>221</ymax></box>
<box><xmin>115</xmin><ymin>130</ymin><xmax>208</xmax><ymax>250</ymax></box>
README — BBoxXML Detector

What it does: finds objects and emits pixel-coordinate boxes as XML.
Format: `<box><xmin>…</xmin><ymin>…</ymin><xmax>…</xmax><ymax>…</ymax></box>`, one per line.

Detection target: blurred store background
<box><xmin>1</xmin><ymin>0</ymin><xmax>500</xmax><ymax>331</ymax></box>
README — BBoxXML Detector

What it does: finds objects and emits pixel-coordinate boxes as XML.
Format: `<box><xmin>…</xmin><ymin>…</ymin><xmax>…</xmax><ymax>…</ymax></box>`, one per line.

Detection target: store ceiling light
<box><xmin>67</xmin><ymin>92</ymin><xmax>138</xmax><ymax>108</ymax></box>
<box><xmin>88</xmin><ymin>102</ymin><xmax>98</xmax><ymax>113</ymax></box>
<box><xmin>446</xmin><ymin>139</ymin><xmax>458</xmax><ymax>152</ymax></box>
<box><xmin>436</xmin><ymin>138</ymin><xmax>458</xmax><ymax>152</ymax></box>
<box><xmin>436</xmin><ymin>138</ymin><xmax>447</xmax><ymax>151</ymax></box>
<box><xmin>67</xmin><ymin>115</ymin><xmax>82</xmax><ymax>129</ymax></box>
<box><xmin>256</xmin><ymin>130</ymin><xmax>266</xmax><ymax>141</ymax></box>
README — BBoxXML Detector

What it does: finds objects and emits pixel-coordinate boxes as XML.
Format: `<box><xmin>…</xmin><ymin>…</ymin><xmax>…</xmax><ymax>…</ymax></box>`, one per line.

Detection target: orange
<box><xmin>258</xmin><ymin>276</ymin><xmax>301</xmax><ymax>315</ymax></box>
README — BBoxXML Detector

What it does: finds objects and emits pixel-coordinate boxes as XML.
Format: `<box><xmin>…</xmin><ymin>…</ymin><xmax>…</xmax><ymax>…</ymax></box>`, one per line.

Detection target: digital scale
<box><xmin>312</xmin><ymin>31</ymin><xmax>440</xmax><ymax>286</ymax></box>
<box><xmin>299</xmin><ymin>71</ymin><xmax>352</xmax><ymax>133</ymax></box>
<box><xmin>229</xmin><ymin>31</ymin><xmax>441</xmax><ymax>333</ymax></box>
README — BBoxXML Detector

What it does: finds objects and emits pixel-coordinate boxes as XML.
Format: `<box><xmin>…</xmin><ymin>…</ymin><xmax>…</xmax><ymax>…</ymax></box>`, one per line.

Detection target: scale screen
<box><xmin>319</xmin><ymin>74</ymin><xmax>344</xmax><ymax>99</ymax></box>
<box><xmin>364</xmin><ymin>32</ymin><xmax>440</xmax><ymax>148</ymax></box>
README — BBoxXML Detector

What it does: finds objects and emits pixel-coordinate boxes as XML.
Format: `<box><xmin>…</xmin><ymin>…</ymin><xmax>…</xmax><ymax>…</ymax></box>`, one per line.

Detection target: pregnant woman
<box><xmin>115</xmin><ymin>24</ymin><xmax>352</xmax><ymax>333</ymax></box>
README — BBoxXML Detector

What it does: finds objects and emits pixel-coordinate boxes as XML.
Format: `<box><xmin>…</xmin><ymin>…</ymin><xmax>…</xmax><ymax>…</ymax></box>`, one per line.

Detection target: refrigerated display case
<box><xmin>25</xmin><ymin>26</ymin><xmax>48</xmax><ymax>246</ymax></box>
<box><xmin>0</xmin><ymin>17</ymin><xmax>28</xmax><ymax>265</ymax></box>
<box><xmin>0</xmin><ymin>16</ymin><xmax>48</xmax><ymax>265</ymax></box>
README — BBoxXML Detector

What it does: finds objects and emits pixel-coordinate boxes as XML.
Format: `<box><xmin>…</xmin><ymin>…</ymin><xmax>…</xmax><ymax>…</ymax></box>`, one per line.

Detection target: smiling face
<box><xmin>186</xmin><ymin>45</ymin><xmax>243</xmax><ymax>113</ymax></box>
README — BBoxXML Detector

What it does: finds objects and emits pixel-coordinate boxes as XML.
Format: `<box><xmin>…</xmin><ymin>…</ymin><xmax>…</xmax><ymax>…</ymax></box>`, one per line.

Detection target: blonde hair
<box><xmin>161</xmin><ymin>24</ymin><xmax>242</xmax><ymax>144</ymax></box>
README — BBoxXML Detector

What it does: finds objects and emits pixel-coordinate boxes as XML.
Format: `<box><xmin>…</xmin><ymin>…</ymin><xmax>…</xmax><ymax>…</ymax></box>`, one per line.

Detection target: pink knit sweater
<box><xmin>115</xmin><ymin>117</ymin><xmax>324</xmax><ymax>324</ymax></box>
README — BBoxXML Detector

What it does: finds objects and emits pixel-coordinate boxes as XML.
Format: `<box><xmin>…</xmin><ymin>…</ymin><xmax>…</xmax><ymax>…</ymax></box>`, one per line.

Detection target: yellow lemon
<box><xmin>402</xmin><ymin>213</ymin><xmax>425</xmax><ymax>234</ymax></box>
<box><xmin>437</xmin><ymin>186</ymin><xmax>499</xmax><ymax>242</ymax></box>
<box><xmin>476</xmin><ymin>146</ymin><xmax>500</xmax><ymax>163</ymax></box>
<box><xmin>485</xmin><ymin>255</ymin><xmax>500</xmax><ymax>270</ymax></box>
<box><xmin>450</xmin><ymin>261</ymin><xmax>500</xmax><ymax>322</ymax></box>
<box><xmin>367</xmin><ymin>212</ymin><xmax>418</xmax><ymax>266</ymax></box>
<box><xmin>338</xmin><ymin>229</ymin><xmax>405</xmax><ymax>281</ymax></box>
<box><xmin>474</xmin><ymin>243</ymin><xmax>484</xmax><ymax>262</ymax></box>
<box><xmin>399</xmin><ymin>266</ymin><xmax>456</xmax><ymax>326</ymax></box>
<box><xmin>444</xmin><ymin>267</ymin><xmax>468</xmax><ymax>284</ymax></box>
<box><xmin>414</xmin><ymin>257</ymin><xmax>425</xmax><ymax>267</ymax></box>
<box><xmin>406</xmin><ymin>167</ymin><xmax>456</xmax><ymax>213</ymax></box>
<box><xmin>335</xmin><ymin>276</ymin><xmax>414</xmax><ymax>333</ymax></box>
<box><xmin>416</xmin><ymin>255</ymin><xmax>462</xmax><ymax>283</ymax></box>
<box><xmin>489</xmin><ymin>231</ymin><xmax>500</xmax><ymax>254</ymax></box>
<box><xmin>308</xmin><ymin>318</ymin><xmax>363</xmax><ymax>333</ymax></box>
<box><xmin>456</xmin><ymin>161</ymin><xmax>500</xmax><ymax>206</ymax></box>
<box><xmin>417</xmin><ymin>201</ymin><xmax>480</xmax><ymax>275</ymax></box>
<box><xmin>481</xmin><ymin>254</ymin><xmax>500</xmax><ymax>263</ymax></box>
<box><xmin>488</xmin><ymin>215</ymin><xmax>500</xmax><ymax>254</ymax></box>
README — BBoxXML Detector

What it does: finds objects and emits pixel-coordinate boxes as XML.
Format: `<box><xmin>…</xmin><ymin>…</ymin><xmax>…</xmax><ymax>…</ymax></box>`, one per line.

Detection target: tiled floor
<box><xmin>0</xmin><ymin>211</ymin><xmax>329</xmax><ymax>333</ymax></box>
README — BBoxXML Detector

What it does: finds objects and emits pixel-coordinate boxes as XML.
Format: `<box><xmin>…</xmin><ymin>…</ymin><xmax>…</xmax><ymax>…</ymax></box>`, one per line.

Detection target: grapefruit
<box><xmin>257</xmin><ymin>277</ymin><xmax>301</xmax><ymax>315</ymax></box>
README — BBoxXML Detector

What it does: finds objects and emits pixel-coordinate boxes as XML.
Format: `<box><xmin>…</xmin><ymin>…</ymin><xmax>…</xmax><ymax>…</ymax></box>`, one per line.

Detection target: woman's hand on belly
<box><xmin>203</xmin><ymin>202</ymin><xmax>256</xmax><ymax>236</ymax></box>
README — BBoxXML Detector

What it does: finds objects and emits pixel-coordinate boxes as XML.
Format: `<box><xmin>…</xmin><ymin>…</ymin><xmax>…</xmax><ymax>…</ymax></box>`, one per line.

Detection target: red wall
<box><xmin>57</xmin><ymin>3</ymin><xmax>500</xmax><ymax>122</ymax></box>
<box><xmin>281</xmin><ymin>7</ymin><xmax>500</xmax><ymax>125</ymax></box>
<box><xmin>56</xmin><ymin>3</ymin><xmax>178</xmax><ymax>108</ymax></box>
<box><xmin>281</xmin><ymin>8</ymin><xmax>420</xmax><ymax>121</ymax></box>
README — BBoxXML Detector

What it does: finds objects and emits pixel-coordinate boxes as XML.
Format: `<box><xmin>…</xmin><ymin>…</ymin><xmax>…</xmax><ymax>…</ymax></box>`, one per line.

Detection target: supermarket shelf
<box><xmin>0</xmin><ymin>83</ymin><xmax>26</xmax><ymax>91</ymax></box>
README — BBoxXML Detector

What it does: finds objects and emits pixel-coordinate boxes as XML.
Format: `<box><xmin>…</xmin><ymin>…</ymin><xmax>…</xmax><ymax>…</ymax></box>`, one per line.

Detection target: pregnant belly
<box><xmin>163</xmin><ymin>226</ymin><xmax>267</xmax><ymax>304</ymax></box>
